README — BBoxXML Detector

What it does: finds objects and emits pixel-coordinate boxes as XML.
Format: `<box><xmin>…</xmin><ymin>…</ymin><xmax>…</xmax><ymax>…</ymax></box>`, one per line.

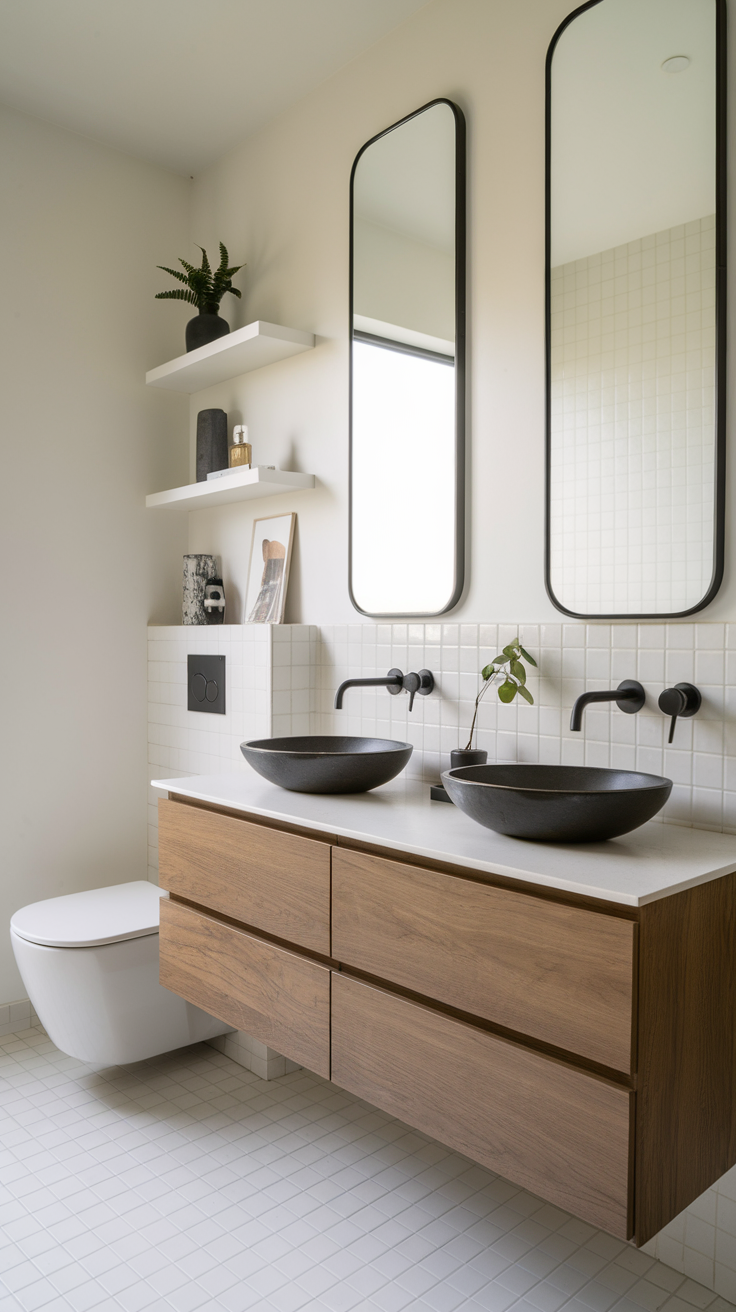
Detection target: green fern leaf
<box><xmin>157</xmin><ymin>265</ymin><xmax>190</xmax><ymax>285</ymax></box>
<box><xmin>196</xmin><ymin>246</ymin><xmax>212</xmax><ymax>278</ymax></box>
<box><xmin>155</xmin><ymin>289</ymin><xmax>198</xmax><ymax>305</ymax></box>
<box><xmin>156</xmin><ymin>242</ymin><xmax>243</xmax><ymax>311</ymax></box>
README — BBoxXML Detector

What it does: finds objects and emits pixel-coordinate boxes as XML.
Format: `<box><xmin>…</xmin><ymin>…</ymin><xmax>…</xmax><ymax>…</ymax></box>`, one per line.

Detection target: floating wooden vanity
<box><xmin>155</xmin><ymin>780</ymin><xmax>736</xmax><ymax>1248</ymax></box>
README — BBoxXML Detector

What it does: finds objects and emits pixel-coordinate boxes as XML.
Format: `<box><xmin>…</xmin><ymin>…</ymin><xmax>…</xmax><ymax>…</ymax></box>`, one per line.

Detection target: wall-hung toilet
<box><xmin>10</xmin><ymin>881</ymin><xmax>231</xmax><ymax>1065</ymax></box>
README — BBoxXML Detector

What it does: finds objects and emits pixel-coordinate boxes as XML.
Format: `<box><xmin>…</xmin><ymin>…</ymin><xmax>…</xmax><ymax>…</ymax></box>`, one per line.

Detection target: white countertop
<box><xmin>151</xmin><ymin>771</ymin><xmax>736</xmax><ymax>907</ymax></box>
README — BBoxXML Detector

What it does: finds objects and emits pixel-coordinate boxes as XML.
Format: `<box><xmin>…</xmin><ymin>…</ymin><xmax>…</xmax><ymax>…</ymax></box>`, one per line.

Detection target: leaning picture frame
<box><xmin>244</xmin><ymin>512</ymin><xmax>296</xmax><ymax>623</ymax></box>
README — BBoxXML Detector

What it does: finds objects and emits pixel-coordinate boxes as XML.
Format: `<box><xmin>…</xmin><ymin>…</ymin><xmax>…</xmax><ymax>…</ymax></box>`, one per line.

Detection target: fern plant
<box><xmin>155</xmin><ymin>242</ymin><xmax>244</xmax><ymax>314</ymax></box>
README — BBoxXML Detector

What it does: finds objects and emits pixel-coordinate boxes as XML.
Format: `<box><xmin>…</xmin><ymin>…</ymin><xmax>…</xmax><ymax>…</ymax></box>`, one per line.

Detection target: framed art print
<box><xmin>244</xmin><ymin>512</ymin><xmax>296</xmax><ymax>623</ymax></box>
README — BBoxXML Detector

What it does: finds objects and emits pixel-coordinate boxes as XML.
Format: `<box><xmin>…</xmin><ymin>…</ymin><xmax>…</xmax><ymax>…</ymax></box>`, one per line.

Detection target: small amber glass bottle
<box><xmin>229</xmin><ymin>425</ymin><xmax>252</xmax><ymax>468</ymax></box>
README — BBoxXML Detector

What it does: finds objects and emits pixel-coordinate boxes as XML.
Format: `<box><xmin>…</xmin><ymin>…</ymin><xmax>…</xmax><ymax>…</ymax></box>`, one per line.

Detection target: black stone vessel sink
<box><xmin>241</xmin><ymin>736</ymin><xmax>413</xmax><ymax>794</ymax></box>
<box><xmin>441</xmin><ymin>764</ymin><xmax>672</xmax><ymax>843</ymax></box>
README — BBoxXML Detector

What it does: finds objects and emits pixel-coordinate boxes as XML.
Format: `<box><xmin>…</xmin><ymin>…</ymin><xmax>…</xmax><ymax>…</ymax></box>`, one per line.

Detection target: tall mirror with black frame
<box><xmin>349</xmin><ymin>99</ymin><xmax>466</xmax><ymax>618</ymax></box>
<box><xmin>546</xmin><ymin>0</ymin><xmax>725</xmax><ymax>619</ymax></box>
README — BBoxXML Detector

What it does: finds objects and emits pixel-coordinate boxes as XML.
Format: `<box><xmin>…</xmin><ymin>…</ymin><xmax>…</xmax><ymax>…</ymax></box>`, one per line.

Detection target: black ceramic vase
<box><xmin>185</xmin><ymin>312</ymin><xmax>230</xmax><ymax>352</ymax></box>
<box><xmin>450</xmin><ymin>748</ymin><xmax>488</xmax><ymax>769</ymax></box>
<box><xmin>196</xmin><ymin>409</ymin><xmax>228</xmax><ymax>482</ymax></box>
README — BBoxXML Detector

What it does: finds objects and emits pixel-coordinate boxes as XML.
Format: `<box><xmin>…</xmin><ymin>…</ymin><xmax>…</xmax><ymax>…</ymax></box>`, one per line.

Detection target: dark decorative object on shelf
<box><xmin>155</xmin><ymin>242</ymin><xmax>244</xmax><ymax>353</ymax></box>
<box><xmin>182</xmin><ymin>554</ymin><xmax>217</xmax><ymax>625</ymax></box>
<box><xmin>203</xmin><ymin>577</ymin><xmax>226</xmax><ymax>625</ymax></box>
<box><xmin>185</xmin><ymin>314</ymin><xmax>230</xmax><ymax>352</ymax></box>
<box><xmin>196</xmin><ymin>409</ymin><xmax>228</xmax><ymax>482</ymax></box>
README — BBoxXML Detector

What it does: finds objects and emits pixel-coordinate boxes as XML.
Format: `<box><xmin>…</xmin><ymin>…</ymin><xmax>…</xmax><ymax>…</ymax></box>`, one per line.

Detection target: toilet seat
<box><xmin>10</xmin><ymin>881</ymin><xmax>229</xmax><ymax>1064</ymax></box>
<box><xmin>10</xmin><ymin>881</ymin><xmax>166</xmax><ymax>949</ymax></box>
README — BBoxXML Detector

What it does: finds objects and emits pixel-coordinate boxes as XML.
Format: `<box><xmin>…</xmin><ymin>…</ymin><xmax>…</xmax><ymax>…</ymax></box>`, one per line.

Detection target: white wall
<box><xmin>0</xmin><ymin>105</ymin><xmax>190</xmax><ymax>1001</ymax></box>
<box><xmin>353</xmin><ymin>217</ymin><xmax>455</xmax><ymax>341</ymax></box>
<box><xmin>178</xmin><ymin>0</ymin><xmax>736</xmax><ymax>626</ymax></box>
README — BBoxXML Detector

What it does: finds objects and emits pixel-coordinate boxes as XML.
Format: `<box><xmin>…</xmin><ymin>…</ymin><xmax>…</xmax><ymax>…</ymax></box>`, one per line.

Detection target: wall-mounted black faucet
<box><xmin>335</xmin><ymin>667</ymin><xmax>434</xmax><ymax>712</ymax></box>
<box><xmin>570</xmin><ymin>680</ymin><xmax>645</xmax><ymax>732</ymax></box>
<box><xmin>658</xmin><ymin>683</ymin><xmax>701</xmax><ymax>743</ymax></box>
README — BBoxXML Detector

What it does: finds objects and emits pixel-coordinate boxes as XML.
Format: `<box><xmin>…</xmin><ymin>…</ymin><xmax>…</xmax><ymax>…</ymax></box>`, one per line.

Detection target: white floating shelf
<box><xmin>146</xmin><ymin>467</ymin><xmax>315</xmax><ymax>511</ymax></box>
<box><xmin>145</xmin><ymin>320</ymin><xmax>315</xmax><ymax>393</ymax></box>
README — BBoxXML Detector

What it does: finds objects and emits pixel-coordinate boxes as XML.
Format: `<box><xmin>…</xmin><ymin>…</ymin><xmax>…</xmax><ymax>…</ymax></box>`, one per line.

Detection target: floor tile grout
<box><xmin>0</xmin><ymin>1026</ymin><xmax>730</xmax><ymax>1312</ymax></box>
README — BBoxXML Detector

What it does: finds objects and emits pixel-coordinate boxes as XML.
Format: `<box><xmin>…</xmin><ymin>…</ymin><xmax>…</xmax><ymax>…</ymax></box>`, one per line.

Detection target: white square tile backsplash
<box><xmin>549</xmin><ymin>217</ymin><xmax>716</xmax><ymax>617</ymax></box>
<box><xmin>147</xmin><ymin>621</ymin><xmax>736</xmax><ymax>881</ymax></box>
<box><xmin>146</xmin><ymin>618</ymin><xmax>736</xmax><ymax>1299</ymax></box>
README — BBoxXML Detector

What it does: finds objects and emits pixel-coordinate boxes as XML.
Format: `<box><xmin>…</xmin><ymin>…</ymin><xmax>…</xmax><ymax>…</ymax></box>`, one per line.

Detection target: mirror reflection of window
<box><xmin>547</xmin><ymin>0</ymin><xmax>722</xmax><ymax>618</ymax></box>
<box><xmin>350</xmin><ymin>100</ymin><xmax>465</xmax><ymax>617</ymax></box>
<box><xmin>352</xmin><ymin>340</ymin><xmax>455</xmax><ymax>615</ymax></box>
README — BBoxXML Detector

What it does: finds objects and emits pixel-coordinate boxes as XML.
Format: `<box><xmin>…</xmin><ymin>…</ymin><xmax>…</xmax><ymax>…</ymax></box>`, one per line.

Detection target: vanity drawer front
<box><xmin>159</xmin><ymin>899</ymin><xmax>330</xmax><ymax>1077</ymax></box>
<box><xmin>158</xmin><ymin>799</ymin><xmax>330</xmax><ymax>954</ymax></box>
<box><xmin>331</xmin><ymin>973</ymin><xmax>633</xmax><ymax>1239</ymax></box>
<box><xmin>332</xmin><ymin>849</ymin><xmax>635</xmax><ymax>1071</ymax></box>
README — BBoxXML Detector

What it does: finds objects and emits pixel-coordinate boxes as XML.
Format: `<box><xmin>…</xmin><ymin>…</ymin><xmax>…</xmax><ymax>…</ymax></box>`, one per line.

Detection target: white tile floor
<box><xmin>0</xmin><ymin>1027</ymin><xmax>731</xmax><ymax>1312</ymax></box>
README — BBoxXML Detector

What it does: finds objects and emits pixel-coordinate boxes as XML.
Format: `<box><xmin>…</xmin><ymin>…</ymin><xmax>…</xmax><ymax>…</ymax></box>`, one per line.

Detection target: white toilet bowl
<box><xmin>10</xmin><ymin>881</ymin><xmax>231</xmax><ymax>1065</ymax></box>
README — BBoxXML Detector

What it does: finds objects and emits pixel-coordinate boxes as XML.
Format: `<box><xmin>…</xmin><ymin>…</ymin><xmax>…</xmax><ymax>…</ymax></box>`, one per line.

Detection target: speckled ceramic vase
<box><xmin>183</xmin><ymin>554</ymin><xmax>218</xmax><ymax>625</ymax></box>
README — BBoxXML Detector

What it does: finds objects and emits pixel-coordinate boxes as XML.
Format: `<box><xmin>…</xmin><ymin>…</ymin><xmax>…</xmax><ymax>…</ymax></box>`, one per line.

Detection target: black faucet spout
<box><xmin>334</xmin><ymin>673</ymin><xmax>402</xmax><ymax>710</ymax></box>
<box><xmin>334</xmin><ymin>667</ymin><xmax>434</xmax><ymax>711</ymax></box>
<box><xmin>570</xmin><ymin>680</ymin><xmax>645</xmax><ymax>731</ymax></box>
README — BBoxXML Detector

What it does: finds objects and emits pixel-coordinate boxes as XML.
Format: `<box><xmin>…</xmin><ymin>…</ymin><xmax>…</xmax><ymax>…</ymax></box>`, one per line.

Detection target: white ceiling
<box><xmin>551</xmin><ymin>0</ymin><xmax>716</xmax><ymax>266</ymax></box>
<box><xmin>0</xmin><ymin>0</ymin><xmax>433</xmax><ymax>175</ymax></box>
<box><xmin>353</xmin><ymin>102</ymin><xmax>456</xmax><ymax>252</ymax></box>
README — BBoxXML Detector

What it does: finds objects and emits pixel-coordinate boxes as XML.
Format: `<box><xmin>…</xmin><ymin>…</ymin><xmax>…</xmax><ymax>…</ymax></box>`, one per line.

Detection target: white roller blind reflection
<box><xmin>351</xmin><ymin>340</ymin><xmax>455</xmax><ymax>615</ymax></box>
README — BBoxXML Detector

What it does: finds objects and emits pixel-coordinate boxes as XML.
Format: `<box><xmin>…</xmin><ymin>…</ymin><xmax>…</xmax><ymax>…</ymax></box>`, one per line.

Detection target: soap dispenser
<box><xmin>229</xmin><ymin>425</ymin><xmax>252</xmax><ymax>468</ymax></box>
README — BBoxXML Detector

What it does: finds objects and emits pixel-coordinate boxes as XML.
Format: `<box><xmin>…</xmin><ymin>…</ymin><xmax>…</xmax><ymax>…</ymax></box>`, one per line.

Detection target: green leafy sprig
<box><xmin>464</xmin><ymin>640</ymin><xmax>538</xmax><ymax>751</ymax></box>
<box><xmin>155</xmin><ymin>242</ymin><xmax>244</xmax><ymax>314</ymax></box>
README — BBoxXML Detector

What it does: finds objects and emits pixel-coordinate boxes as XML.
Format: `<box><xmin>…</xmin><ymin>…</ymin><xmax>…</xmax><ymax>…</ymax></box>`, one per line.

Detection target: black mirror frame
<box><xmin>544</xmin><ymin>0</ymin><xmax>727</xmax><ymax>620</ymax></box>
<box><xmin>348</xmin><ymin>98</ymin><xmax>467</xmax><ymax>619</ymax></box>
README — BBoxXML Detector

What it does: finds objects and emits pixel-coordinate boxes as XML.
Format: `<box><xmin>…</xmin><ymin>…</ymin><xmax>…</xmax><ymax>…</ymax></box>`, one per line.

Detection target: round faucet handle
<box><xmin>658</xmin><ymin>683</ymin><xmax>701</xmax><ymax>719</ymax></box>
<box><xmin>658</xmin><ymin>687</ymin><xmax>688</xmax><ymax>718</ymax></box>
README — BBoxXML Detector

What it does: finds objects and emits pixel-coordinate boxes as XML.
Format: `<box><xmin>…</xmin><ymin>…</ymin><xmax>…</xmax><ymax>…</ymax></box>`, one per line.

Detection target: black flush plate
<box><xmin>187</xmin><ymin>654</ymin><xmax>225</xmax><ymax>714</ymax></box>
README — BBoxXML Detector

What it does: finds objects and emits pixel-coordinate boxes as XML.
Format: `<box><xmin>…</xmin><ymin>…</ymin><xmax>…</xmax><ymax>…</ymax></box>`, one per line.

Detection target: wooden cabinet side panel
<box><xmin>635</xmin><ymin>874</ymin><xmax>736</xmax><ymax>1245</ymax></box>
<box><xmin>332</xmin><ymin>848</ymin><xmax>635</xmax><ymax>1071</ymax></box>
<box><xmin>331</xmin><ymin>973</ymin><xmax>633</xmax><ymax>1239</ymax></box>
<box><xmin>158</xmin><ymin>799</ymin><xmax>330</xmax><ymax>954</ymax></box>
<box><xmin>159</xmin><ymin>899</ymin><xmax>330</xmax><ymax>1078</ymax></box>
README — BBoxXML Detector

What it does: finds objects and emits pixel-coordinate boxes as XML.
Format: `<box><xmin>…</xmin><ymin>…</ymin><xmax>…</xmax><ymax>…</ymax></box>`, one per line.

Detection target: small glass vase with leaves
<box><xmin>450</xmin><ymin>639</ymin><xmax>538</xmax><ymax>770</ymax></box>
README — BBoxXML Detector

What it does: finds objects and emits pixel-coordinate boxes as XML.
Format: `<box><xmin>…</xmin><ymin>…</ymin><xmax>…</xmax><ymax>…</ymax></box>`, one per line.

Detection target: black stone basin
<box><xmin>441</xmin><ymin>764</ymin><xmax>672</xmax><ymax>842</ymax></box>
<box><xmin>241</xmin><ymin>736</ymin><xmax>413</xmax><ymax>794</ymax></box>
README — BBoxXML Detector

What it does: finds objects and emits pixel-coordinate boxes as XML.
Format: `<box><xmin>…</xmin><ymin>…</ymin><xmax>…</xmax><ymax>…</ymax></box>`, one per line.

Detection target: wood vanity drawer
<box><xmin>332</xmin><ymin>848</ymin><xmax>635</xmax><ymax>1071</ymax></box>
<box><xmin>159</xmin><ymin>899</ymin><xmax>330</xmax><ymax>1077</ymax></box>
<box><xmin>331</xmin><ymin>973</ymin><xmax>633</xmax><ymax>1238</ymax></box>
<box><xmin>158</xmin><ymin>799</ymin><xmax>330</xmax><ymax>954</ymax></box>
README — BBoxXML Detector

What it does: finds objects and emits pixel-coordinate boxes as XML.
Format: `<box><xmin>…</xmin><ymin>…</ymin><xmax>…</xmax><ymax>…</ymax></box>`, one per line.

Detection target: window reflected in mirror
<box><xmin>350</xmin><ymin>99</ymin><xmax>465</xmax><ymax>618</ymax></box>
<box><xmin>546</xmin><ymin>0</ymin><xmax>725</xmax><ymax>618</ymax></box>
